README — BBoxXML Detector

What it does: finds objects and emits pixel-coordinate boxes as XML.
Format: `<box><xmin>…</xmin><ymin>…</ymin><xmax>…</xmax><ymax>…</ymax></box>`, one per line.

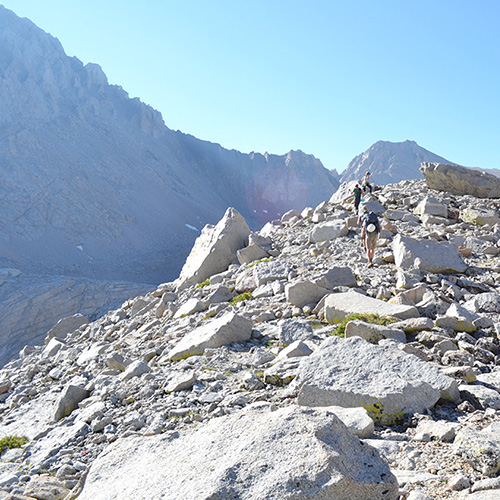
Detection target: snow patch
<box><xmin>185</xmin><ymin>224</ymin><xmax>198</xmax><ymax>232</ymax></box>
<box><xmin>77</xmin><ymin>246</ymin><xmax>84</xmax><ymax>251</ymax></box>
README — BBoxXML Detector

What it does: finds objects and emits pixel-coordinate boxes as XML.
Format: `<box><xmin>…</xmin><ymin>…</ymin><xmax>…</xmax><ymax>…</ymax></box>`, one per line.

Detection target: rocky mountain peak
<box><xmin>84</xmin><ymin>62</ymin><xmax>108</xmax><ymax>87</ymax></box>
<box><xmin>0</xmin><ymin>5</ymin><xmax>166</xmax><ymax>135</ymax></box>
<box><xmin>340</xmin><ymin>139</ymin><xmax>453</xmax><ymax>186</ymax></box>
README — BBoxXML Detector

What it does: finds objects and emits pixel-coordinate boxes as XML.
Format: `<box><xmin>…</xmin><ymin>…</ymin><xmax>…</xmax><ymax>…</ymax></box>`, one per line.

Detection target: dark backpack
<box><xmin>364</xmin><ymin>212</ymin><xmax>380</xmax><ymax>233</ymax></box>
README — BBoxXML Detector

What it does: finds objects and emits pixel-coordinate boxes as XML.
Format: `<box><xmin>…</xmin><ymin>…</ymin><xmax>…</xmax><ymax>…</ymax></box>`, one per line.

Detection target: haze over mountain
<box><xmin>0</xmin><ymin>5</ymin><xmax>343</xmax><ymax>364</ymax></box>
<box><xmin>0</xmin><ymin>5</ymin><xmax>466</xmax><ymax>368</ymax></box>
<box><xmin>340</xmin><ymin>140</ymin><xmax>453</xmax><ymax>186</ymax></box>
<box><xmin>0</xmin><ymin>5</ymin><xmax>339</xmax><ymax>285</ymax></box>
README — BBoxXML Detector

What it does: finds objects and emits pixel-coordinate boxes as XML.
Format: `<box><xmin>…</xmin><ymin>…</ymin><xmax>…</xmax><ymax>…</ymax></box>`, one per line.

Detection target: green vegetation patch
<box><xmin>248</xmin><ymin>258</ymin><xmax>271</xmax><ymax>269</ymax></box>
<box><xmin>230</xmin><ymin>292</ymin><xmax>252</xmax><ymax>306</ymax></box>
<box><xmin>0</xmin><ymin>435</ymin><xmax>28</xmax><ymax>454</ymax></box>
<box><xmin>361</xmin><ymin>398</ymin><xmax>404</xmax><ymax>425</ymax></box>
<box><xmin>330</xmin><ymin>313</ymin><xmax>396</xmax><ymax>338</ymax></box>
<box><xmin>195</xmin><ymin>279</ymin><xmax>210</xmax><ymax>289</ymax></box>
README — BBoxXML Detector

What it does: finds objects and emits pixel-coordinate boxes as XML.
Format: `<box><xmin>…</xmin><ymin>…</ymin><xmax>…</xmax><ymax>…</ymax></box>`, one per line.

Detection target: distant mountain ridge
<box><xmin>340</xmin><ymin>140</ymin><xmax>454</xmax><ymax>186</ymax></box>
<box><xmin>0</xmin><ymin>5</ymin><xmax>340</xmax><ymax>364</ymax></box>
<box><xmin>0</xmin><ymin>5</ymin><xmax>338</xmax><ymax>285</ymax></box>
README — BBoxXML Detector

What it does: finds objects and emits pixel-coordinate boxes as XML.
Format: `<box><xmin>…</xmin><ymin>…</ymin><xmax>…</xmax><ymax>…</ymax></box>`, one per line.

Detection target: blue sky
<box><xmin>2</xmin><ymin>0</ymin><xmax>499</xmax><ymax>172</ymax></box>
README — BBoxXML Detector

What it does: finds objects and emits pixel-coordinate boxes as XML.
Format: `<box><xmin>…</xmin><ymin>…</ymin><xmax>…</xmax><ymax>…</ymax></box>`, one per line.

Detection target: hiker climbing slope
<box><xmin>361</xmin><ymin>210</ymin><xmax>380</xmax><ymax>265</ymax></box>
<box><xmin>352</xmin><ymin>184</ymin><xmax>362</xmax><ymax>213</ymax></box>
<box><xmin>361</xmin><ymin>171</ymin><xmax>373</xmax><ymax>193</ymax></box>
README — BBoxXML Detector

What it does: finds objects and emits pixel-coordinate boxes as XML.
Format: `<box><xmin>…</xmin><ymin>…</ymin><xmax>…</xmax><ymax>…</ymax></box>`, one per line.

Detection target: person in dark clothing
<box><xmin>352</xmin><ymin>184</ymin><xmax>362</xmax><ymax>212</ymax></box>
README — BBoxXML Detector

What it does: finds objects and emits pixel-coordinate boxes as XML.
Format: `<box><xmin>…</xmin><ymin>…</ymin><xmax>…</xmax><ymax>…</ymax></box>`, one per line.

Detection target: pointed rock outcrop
<box><xmin>176</xmin><ymin>208</ymin><xmax>251</xmax><ymax>291</ymax></box>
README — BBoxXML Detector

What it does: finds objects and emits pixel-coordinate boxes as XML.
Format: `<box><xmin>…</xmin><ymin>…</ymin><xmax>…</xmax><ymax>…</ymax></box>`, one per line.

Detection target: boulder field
<box><xmin>1</xmin><ymin>175</ymin><xmax>500</xmax><ymax>499</ymax></box>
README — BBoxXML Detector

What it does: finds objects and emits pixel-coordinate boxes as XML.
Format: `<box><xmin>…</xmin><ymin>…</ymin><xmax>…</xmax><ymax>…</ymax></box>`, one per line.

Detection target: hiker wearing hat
<box><xmin>361</xmin><ymin>210</ymin><xmax>380</xmax><ymax>265</ymax></box>
<box><xmin>361</xmin><ymin>171</ymin><xmax>373</xmax><ymax>194</ymax></box>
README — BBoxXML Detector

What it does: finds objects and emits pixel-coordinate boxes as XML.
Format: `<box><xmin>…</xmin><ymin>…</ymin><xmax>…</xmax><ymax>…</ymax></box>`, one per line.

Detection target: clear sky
<box><xmin>2</xmin><ymin>0</ymin><xmax>499</xmax><ymax>172</ymax></box>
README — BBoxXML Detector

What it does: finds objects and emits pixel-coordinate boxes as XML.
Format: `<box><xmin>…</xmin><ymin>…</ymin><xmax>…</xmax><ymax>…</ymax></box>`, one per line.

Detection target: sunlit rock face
<box><xmin>340</xmin><ymin>139</ymin><xmax>453</xmax><ymax>186</ymax></box>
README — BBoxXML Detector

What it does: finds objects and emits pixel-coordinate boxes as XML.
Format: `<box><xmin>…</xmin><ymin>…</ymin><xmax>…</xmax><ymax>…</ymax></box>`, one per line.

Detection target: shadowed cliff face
<box><xmin>0</xmin><ymin>5</ymin><xmax>339</xmax><ymax>285</ymax></box>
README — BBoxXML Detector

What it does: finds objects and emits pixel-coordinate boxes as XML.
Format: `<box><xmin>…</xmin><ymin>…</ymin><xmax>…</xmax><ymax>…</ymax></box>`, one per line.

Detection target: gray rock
<box><xmin>326</xmin><ymin>406</ymin><xmax>375</xmax><ymax>438</ymax></box>
<box><xmin>274</xmin><ymin>340</ymin><xmax>313</xmax><ymax>364</ymax></box>
<box><xmin>241</xmin><ymin>371</ymin><xmax>265</xmax><ymax>391</ymax></box>
<box><xmin>454</xmin><ymin>426</ymin><xmax>500</xmax><ymax>476</ymax></box>
<box><xmin>435</xmin><ymin>315</ymin><xmax>475</xmax><ymax>333</ymax></box>
<box><xmin>345</xmin><ymin>320</ymin><xmax>406</xmax><ymax>344</ymax></box>
<box><xmin>391</xmin><ymin>317</ymin><xmax>434</xmax><ymax>333</ymax></box>
<box><xmin>46</xmin><ymin>313</ymin><xmax>89</xmax><ymax>343</ymax></box>
<box><xmin>285</xmin><ymin>280</ymin><xmax>330</xmax><ymax>308</ymax></box>
<box><xmin>293</xmin><ymin>336</ymin><xmax>459</xmax><ymax>424</ymax></box>
<box><xmin>23</xmin><ymin>476</ymin><xmax>71</xmax><ymax>500</ymax></box>
<box><xmin>250</xmin><ymin>347</ymin><xmax>276</xmax><ymax>367</ymax></box>
<box><xmin>78</xmin><ymin>405</ymin><xmax>398</xmax><ymax>500</ymax></box>
<box><xmin>460</xmin><ymin>384</ymin><xmax>500</xmax><ymax>410</ymax></box>
<box><xmin>76</xmin><ymin>342</ymin><xmax>108</xmax><ymax>366</ymax></box>
<box><xmin>464</xmin><ymin>292</ymin><xmax>500</xmax><ymax>314</ymax></box>
<box><xmin>41</xmin><ymin>338</ymin><xmax>65</xmax><ymax>359</ymax></box>
<box><xmin>421</xmin><ymin>162</ymin><xmax>500</xmax><ymax>198</ymax></box>
<box><xmin>281</xmin><ymin>209</ymin><xmax>302</xmax><ymax>223</ymax></box>
<box><xmin>120</xmin><ymin>360</ymin><xmax>152</xmax><ymax>380</ymax></box>
<box><xmin>27</xmin><ymin>420</ymin><xmax>91</xmax><ymax>467</ymax></box>
<box><xmin>359</xmin><ymin>199</ymin><xmax>386</xmax><ymax>214</ymax></box>
<box><xmin>309</xmin><ymin>220</ymin><xmax>348</xmax><ymax>243</ymax></box>
<box><xmin>317</xmin><ymin>290</ymin><xmax>419</xmax><ymax>322</ymax></box>
<box><xmin>252</xmin><ymin>260</ymin><xmax>290</xmax><ymax>286</ymax></box>
<box><xmin>406</xmin><ymin>491</ymin><xmax>433</xmax><ymax>500</ymax></box>
<box><xmin>164</xmin><ymin>370</ymin><xmax>197</xmax><ymax>393</ymax></box>
<box><xmin>392</xmin><ymin>234</ymin><xmax>467</xmax><ymax>274</ymax></box>
<box><xmin>53</xmin><ymin>384</ymin><xmax>91</xmax><ymax>422</ymax></box>
<box><xmin>463</xmin><ymin>491</ymin><xmax>500</xmax><ymax>499</ymax></box>
<box><xmin>106</xmin><ymin>352</ymin><xmax>127</xmax><ymax>371</ymax></box>
<box><xmin>236</xmin><ymin>243</ymin><xmax>269</xmax><ymax>265</ymax></box>
<box><xmin>470</xmin><ymin>477</ymin><xmax>500</xmax><ymax>493</ymax></box>
<box><xmin>176</xmin><ymin>207</ymin><xmax>251</xmax><ymax>290</ymax></box>
<box><xmin>167</xmin><ymin>312</ymin><xmax>253</xmax><ymax>361</ymax></box>
<box><xmin>413</xmin><ymin>419</ymin><xmax>458</xmax><ymax>442</ymax></box>
<box><xmin>173</xmin><ymin>298</ymin><xmax>207</xmax><ymax>319</ymax></box>
<box><xmin>314</xmin><ymin>266</ymin><xmax>357</xmax><ymax>289</ymax></box>
<box><xmin>414</xmin><ymin>195</ymin><xmax>448</xmax><ymax>217</ymax></box>
<box><xmin>277</xmin><ymin>319</ymin><xmax>314</xmax><ymax>345</ymax></box>
<box><xmin>461</xmin><ymin>207</ymin><xmax>500</xmax><ymax>226</ymax></box>
<box><xmin>205</xmin><ymin>285</ymin><xmax>235</xmax><ymax>305</ymax></box>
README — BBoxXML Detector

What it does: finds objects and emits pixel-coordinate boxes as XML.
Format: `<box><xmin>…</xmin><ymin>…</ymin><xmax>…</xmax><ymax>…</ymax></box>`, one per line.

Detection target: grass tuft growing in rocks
<box><xmin>195</xmin><ymin>279</ymin><xmax>210</xmax><ymax>289</ymax></box>
<box><xmin>330</xmin><ymin>313</ymin><xmax>397</xmax><ymax>338</ymax></box>
<box><xmin>0</xmin><ymin>435</ymin><xmax>28</xmax><ymax>454</ymax></box>
<box><xmin>230</xmin><ymin>292</ymin><xmax>252</xmax><ymax>306</ymax></box>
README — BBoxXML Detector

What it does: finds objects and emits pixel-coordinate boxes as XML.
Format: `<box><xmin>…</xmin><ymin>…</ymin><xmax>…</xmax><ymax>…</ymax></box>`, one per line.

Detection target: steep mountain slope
<box><xmin>0</xmin><ymin>5</ymin><xmax>339</xmax><ymax>366</ymax></box>
<box><xmin>0</xmin><ymin>5</ymin><xmax>338</xmax><ymax>285</ymax></box>
<box><xmin>340</xmin><ymin>140</ymin><xmax>453</xmax><ymax>186</ymax></box>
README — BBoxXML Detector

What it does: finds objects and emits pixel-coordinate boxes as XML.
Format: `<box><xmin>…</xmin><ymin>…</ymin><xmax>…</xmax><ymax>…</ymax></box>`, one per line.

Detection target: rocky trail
<box><xmin>1</xmin><ymin>167</ymin><xmax>500</xmax><ymax>498</ymax></box>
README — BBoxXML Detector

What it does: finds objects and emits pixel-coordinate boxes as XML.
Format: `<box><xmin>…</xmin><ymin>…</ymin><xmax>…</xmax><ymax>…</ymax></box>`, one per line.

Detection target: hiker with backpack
<box><xmin>352</xmin><ymin>184</ymin><xmax>362</xmax><ymax>212</ymax></box>
<box><xmin>360</xmin><ymin>210</ymin><xmax>380</xmax><ymax>265</ymax></box>
<box><xmin>361</xmin><ymin>171</ymin><xmax>373</xmax><ymax>194</ymax></box>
